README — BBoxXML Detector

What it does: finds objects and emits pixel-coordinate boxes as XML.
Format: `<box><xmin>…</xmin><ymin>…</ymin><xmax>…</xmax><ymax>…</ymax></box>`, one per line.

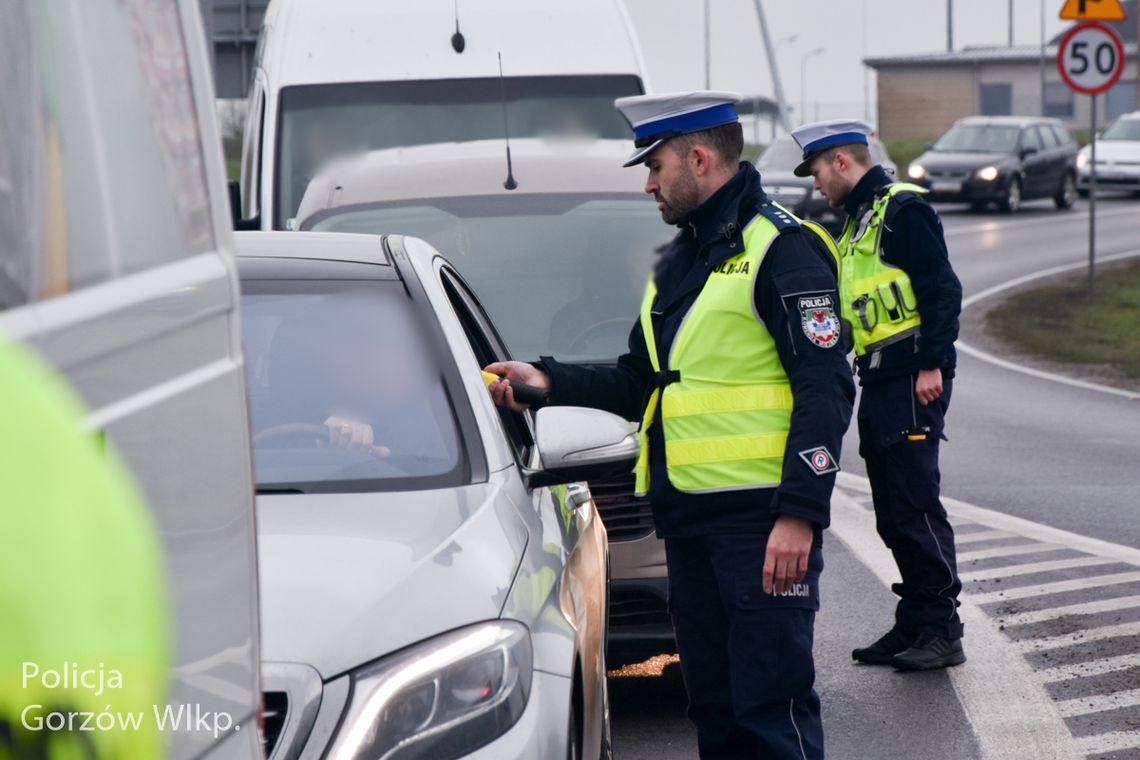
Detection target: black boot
<box><xmin>852</xmin><ymin>628</ymin><xmax>917</xmax><ymax>665</ymax></box>
<box><xmin>893</xmin><ymin>634</ymin><xmax>966</xmax><ymax>671</ymax></box>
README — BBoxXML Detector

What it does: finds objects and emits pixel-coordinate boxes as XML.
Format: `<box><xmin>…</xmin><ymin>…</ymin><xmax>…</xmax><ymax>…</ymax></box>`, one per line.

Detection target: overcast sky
<box><xmin>623</xmin><ymin>0</ymin><xmax>1071</xmax><ymax>124</ymax></box>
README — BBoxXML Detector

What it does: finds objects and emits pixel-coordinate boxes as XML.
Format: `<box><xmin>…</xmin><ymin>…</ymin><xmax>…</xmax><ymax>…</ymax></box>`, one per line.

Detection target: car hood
<box><xmin>1079</xmin><ymin>140</ymin><xmax>1140</xmax><ymax>161</ymax></box>
<box><xmin>918</xmin><ymin>151</ymin><xmax>1014</xmax><ymax>170</ymax></box>
<box><xmin>256</xmin><ymin>479</ymin><xmax>528</xmax><ymax>679</ymax></box>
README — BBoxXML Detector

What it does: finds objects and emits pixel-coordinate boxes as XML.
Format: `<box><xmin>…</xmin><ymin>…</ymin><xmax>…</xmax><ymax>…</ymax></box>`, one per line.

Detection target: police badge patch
<box><xmin>798</xmin><ymin>295</ymin><xmax>840</xmax><ymax>349</ymax></box>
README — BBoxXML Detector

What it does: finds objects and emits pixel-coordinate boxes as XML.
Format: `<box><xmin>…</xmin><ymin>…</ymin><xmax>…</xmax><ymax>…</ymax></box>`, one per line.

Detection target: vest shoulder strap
<box><xmin>879</xmin><ymin>183</ymin><xmax>931</xmax><ymax>230</ymax></box>
<box><xmin>757</xmin><ymin>202</ymin><xmax>801</xmax><ymax>233</ymax></box>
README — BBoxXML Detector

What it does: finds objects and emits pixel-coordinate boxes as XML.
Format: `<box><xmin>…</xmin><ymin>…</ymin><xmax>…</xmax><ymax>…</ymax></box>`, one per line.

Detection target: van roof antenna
<box><xmin>451</xmin><ymin>0</ymin><xmax>465</xmax><ymax>53</ymax></box>
<box><xmin>498</xmin><ymin>52</ymin><xmax>518</xmax><ymax>191</ymax></box>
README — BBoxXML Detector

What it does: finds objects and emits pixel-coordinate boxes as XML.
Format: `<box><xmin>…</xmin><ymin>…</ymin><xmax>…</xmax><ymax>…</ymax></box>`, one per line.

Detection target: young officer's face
<box><xmin>643</xmin><ymin>146</ymin><xmax>701</xmax><ymax>225</ymax></box>
<box><xmin>810</xmin><ymin>153</ymin><xmax>850</xmax><ymax>209</ymax></box>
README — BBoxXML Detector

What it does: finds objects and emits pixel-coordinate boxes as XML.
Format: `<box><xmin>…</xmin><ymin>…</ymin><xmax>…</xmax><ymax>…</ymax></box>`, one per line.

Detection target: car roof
<box><xmin>955</xmin><ymin>116</ymin><xmax>1064</xmax><ymax>128</ymax></box>
<box><xmin>295</xmin><ymin>138</ymin><xmax>644</xmax><ymax>224</ymax></box>
<box><xmin>233</xmin><ymin>231</ymin><xmax>407</xmax><ymax>280</ymax></box>
<box><xmin>263</xmin><ymin>0</ymin><xmax>647</xmax><ymax>89</ymax></box>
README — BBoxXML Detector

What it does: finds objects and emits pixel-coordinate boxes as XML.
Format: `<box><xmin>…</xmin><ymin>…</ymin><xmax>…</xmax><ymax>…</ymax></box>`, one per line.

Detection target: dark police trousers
<box><xmin>858</xmin><ymin>373</ymin><xmax>964</xmax><ymax>639</ymax></box>
<box><xmin>665</xmin><ymin>531</ymin><xmax>824</xmax><ymax>759</ymax></box>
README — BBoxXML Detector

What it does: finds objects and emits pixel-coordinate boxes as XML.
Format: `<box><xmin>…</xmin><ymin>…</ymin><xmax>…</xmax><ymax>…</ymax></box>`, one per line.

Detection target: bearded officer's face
<box><xmin>810</xmin><ymin>151</ymin><xmax>855</xmax><ymax>209</ymax></box>
<box><xmin>643</xmin><ymin>146</ymin><xmax>702</xmax><ymax>225</ymax></box>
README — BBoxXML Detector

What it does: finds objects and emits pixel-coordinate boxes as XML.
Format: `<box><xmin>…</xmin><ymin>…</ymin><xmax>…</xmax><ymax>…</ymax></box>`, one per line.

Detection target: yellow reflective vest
<box><xmin>634</xmin><ymin>209</ymin><xmax>796</xmax><ymax>496</ymax></box>
<box><xmin>836</xmin><ymin>182</ymin><xmax>925</xmax><ymax>356</ymax></box>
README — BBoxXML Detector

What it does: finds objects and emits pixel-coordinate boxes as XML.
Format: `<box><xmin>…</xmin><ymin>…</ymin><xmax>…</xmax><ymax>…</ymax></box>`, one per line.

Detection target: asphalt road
<box><xmin>609</xmin><ymin>195</ymin><xmax>1140</xmax><ymax>759</ymax></box>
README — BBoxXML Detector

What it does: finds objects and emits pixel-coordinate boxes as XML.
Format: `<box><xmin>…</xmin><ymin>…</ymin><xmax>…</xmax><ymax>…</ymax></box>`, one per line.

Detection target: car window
<box><xmin>1101</xmin><ymin>118</ymin><xmax>1140</xmax><ymax>141</ymax></box>
<box><xmin>934</xmin><ymin>124</ymin><xmax>1022</xmax><ymax>153</ymax></box>
<box><xmin>1052</xmin><ymin>125</ymin><xmax>1075</xmax><ymax>145</ymax></box>
<box><xmin>1022</xmin><ymin>127</ymin><xmax>1041</xmax><ymax>152</ymax></box>
<box><xmin>2</xmin><ymin>0</ymin><xmax>216</xmax><ymax>308</ymax></box>
<box><xmin>439</xmin><ymin>268</ymin><xmax>536</xmax><ymax>464</ymax></box>
<box><xmin>308</xmin><ymin>194</ymin><xmax>668</xmax><ymax>363</ymax></box>
<box><xmin>1037</xmin><ymin>126</ymin><xmax>1059</xmax><ymax>150</ymax></box>
<box><xmin>755</xmin><ymin>137</ymin><xmax>805</xmax><ymax>171</ymax></box>
<box><xmin>870</xmin><ymin>139</ymin><xmax>890</xmax><ymax>165</ymax></box>
<box><xmin>240</xmin><ymin>279</ymin><xmax>466</xmax><ymax>493</ymax></box>
<box><xmin>275</xmin><ymin>75</ymin><xmax>642</xmax><ymax>228</ymax></box>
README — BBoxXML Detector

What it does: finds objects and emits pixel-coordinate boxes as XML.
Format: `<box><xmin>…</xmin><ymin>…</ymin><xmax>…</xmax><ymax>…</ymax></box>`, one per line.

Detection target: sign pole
<box><xmin>1089</xmin><ymin>93</ymin><xmax>1097</xmax><ymax>292</ymax></box>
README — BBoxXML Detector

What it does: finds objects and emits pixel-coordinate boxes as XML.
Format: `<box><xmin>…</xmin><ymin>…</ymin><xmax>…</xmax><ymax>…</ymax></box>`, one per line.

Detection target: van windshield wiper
<box><xmin>255</xmin><ymin>487</ymin><xmax>306</xmax><ymax>495</ymax></box>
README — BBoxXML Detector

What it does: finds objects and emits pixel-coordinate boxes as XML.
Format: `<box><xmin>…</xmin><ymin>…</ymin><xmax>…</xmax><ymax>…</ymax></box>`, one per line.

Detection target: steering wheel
<box><xmin>567</xmin><ymin>318</ymin><xmax>632</xmax><ymax>354</ymax></box>
<box><xmin>253</xmin><ymin>423</ymin><xmax>330</xmax><ymax>447</ymax></box>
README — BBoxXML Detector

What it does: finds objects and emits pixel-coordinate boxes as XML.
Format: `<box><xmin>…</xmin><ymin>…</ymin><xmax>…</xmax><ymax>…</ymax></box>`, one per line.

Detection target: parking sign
<box><xmin>1057</xmin><ymin>22</ymin><xmax>1126</xmax><ymax>95</ymax></box>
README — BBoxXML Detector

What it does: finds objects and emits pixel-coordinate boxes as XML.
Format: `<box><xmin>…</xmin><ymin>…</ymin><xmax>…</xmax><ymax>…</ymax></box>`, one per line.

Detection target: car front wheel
<box><xmin>1055</xmin><ymin>173</ymin><xmax>1077</xmax><ymax>209</ymax></box>
<box><xmin>1000</xmin><ymin>177</ymin><xmax>1022</xmax><ymax>213</ymax></box>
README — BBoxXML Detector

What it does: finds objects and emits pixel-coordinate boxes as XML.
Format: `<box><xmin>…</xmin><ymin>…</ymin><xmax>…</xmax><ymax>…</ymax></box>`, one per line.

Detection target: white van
<box><xmin>0</xmin><ymin>2</ymin><xmax>262</xmax><ymax>758</ymax></box>
<box><xmin>237</xmin><ymin>0</ymin><xmax>651</xmax><ymax>230</ymax></box>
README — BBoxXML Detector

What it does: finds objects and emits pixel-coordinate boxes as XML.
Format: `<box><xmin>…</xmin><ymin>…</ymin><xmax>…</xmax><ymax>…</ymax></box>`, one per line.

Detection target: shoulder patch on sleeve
<box><xmin>799</xmin><ymin>446</ymin><xmax>840</xmax><ymax>476</ymax></box>
<box><xmin>796</xmin><ymin>293</ymin><xmax>841</xmax><ymax>348</ymax></box>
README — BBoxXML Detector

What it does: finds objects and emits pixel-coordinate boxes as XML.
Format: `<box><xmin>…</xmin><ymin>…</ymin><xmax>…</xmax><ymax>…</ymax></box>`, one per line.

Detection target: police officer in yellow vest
<box><xmin>793</xmin><ymin>120</ymin><xmax>966</xmax><ymax>671</ymax></box>
<box><xmin>487</xmin><ymin>92</ymin><xmax>854</xmax><ymax>759</ymax></box>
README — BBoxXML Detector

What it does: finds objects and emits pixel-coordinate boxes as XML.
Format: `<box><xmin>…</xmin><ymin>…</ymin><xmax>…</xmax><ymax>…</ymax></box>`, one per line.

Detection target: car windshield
<box><xmin>934</xmin><ymin>124</ymin><xmax>1022</xmax><ymax>153</ymax></box>
<box><xmin>306</xmin><ymin>195</ymin><xmax>673</xmax><ymax>363</ymax></box>
<box><xmin>755</xmin><ymin>137</ymin><xmax>804</xmax><ymax>171</ymax></box>
<box><xmin>1101</xmin><ymin>118</ymin><xmax>1140</xmax><ymax>141</ymax></box>
<box><xmin>240</xmin><ymin>280</ymin><xmax>464</xmax><ymax>492</ymax></box>
<box><xmin>275</xmin><ymin>75</ymin><xmax>642</xmax><ymax>229</ymax></box>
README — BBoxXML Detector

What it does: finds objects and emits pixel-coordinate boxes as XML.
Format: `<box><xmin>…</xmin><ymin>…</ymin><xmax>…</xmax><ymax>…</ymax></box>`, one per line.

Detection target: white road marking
<box><xmin>1073</xmin><ymin>731</ymin><xmax>1140</xmax><ymax>755</ymax></box>
<box><xmin>960</xmin><ymin>556</ymin><xmax>1117</xmax><ymax>583</ymax></box>
<box><xmin>969</xmin><ymin>571</ymin><xmax>1140</xmax><ymax>604</ymax></box>
<box><xmin>957</xmin><ymin>543</ymin><xmax>1069</xmax><ymax>563</ymax></box>
<box><xmin>942</xmin><ymin>206</ymin><xmax>1140</xmax><ymax>239</ymax></box>
<box><xmin>997</xmin><ymin>594</ymin><xmax>1140</xmax><ymax>628</ymax></box>
<box><xmin>953</xmin><ymin>529</ymin><xmax>1021</xmax><ymax>546</ymax></box>
<box><xmin>1056</xmin><ymin>687</ymin><xmax>1140</xmax><ymax>718</ymax></box>
<box><xmin>1037</xmin><ymin>652</ymin><xmax>1140</xmax><ymax>683</ymax></box>
<box><xmin>830</xmin><ymin>488</ymin><xmax>1080</xmax><ymax>760</ymax></box>
<box><xmin>1014</xmin><ymin>621</ymin><xmax>1140</xmax><ymax>654</ymax></box>
<box><xmin>956</xmin><ymin>248</ymin><xmax>1140</xmax><ymax>401</ymax></box>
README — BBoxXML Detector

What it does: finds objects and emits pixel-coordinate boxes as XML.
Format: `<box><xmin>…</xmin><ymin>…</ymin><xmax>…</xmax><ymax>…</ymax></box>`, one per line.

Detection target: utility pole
<box><xmin>1009</xmin><ymin>0</ymin><xmax>1015</xmax><ymax>47</ymax></box>
<box><xmin>704</xmin><ymin>0</ymin><xmax>711</xmax><ymax>90</ymax></box>
<box><xmin>947</xmin><ymin>0</ymin><xmax>954</xmax><ymax>52</ymax></box>
<box><xmin>752</xmin><ymin>0</ymin><xmax>792</xmax><ymax>131</ymax></box>
<box><xmin>1040</xmin><ymin>0</ymin><xmax>1046</xmax><ymax>116</ymax></box>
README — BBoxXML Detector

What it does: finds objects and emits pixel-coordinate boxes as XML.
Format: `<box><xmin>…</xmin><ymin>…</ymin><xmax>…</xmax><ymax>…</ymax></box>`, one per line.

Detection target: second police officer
<box><xmin>793</xmin><ymin>120</ymin><xmax>967</xmax><ymax>671</ymax></box>
<box><xmin>487</xmin><ymin>92</ymin><xmax>854</xmax><ymax>759</ymax></box>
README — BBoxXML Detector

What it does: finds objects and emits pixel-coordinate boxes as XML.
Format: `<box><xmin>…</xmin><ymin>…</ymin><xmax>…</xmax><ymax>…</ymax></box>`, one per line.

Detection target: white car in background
<box><xmin>236</xmin><ymin>231</ymin><xmax>632</xmax><ymax>760</ymax></box>
<box><xmin>292</xmin><ymin>138</ymin><xmax>680</xmax><ymax>668</ymax></box>
<box><xmin>1078</xmin><ymin>110</ymin><xmax>1140</xmax><ymax>196</ymax></box>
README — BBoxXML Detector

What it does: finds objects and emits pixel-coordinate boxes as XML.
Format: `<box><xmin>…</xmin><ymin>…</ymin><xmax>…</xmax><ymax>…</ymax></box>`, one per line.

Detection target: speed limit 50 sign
<box><xmin>1058</xmin><ymin>22</ymin><xmax>1126</xmax><ymax>95</ymax></box>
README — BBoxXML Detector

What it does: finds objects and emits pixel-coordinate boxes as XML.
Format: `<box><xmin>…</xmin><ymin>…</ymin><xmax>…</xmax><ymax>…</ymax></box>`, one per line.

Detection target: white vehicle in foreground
<box><xmin>236</xmin><ymin>231</ymin><xmax>634</xmax><ymax>760</ymax></box>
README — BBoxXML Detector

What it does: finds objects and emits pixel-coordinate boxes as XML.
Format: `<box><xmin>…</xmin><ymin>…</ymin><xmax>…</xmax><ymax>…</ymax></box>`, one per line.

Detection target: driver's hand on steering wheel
<box><xmin>321</xmin><ymin>415</ymin><xmax>391</xmax><ymax>458</ymax></box>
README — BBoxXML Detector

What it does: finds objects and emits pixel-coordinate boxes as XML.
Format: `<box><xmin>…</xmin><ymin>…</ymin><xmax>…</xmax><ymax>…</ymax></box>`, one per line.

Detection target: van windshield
<box><xmin>305</xmin><ymin>194</ymin><xmax>672</xmax><ymax>363</ymax></box>
<box><xmin>1101</xmin><ymin>118</ymin><xmax>1140</xmax><ymax>141</ymax></box>
<box><xmin>275</xmin><ymin>75</ymin><xmax>642</xmax><ymax>228</ymax></box>
<box><xmin>240</xmin><ymin>280</ymin><xmax>465</xmax><ymax>493</ymax></box>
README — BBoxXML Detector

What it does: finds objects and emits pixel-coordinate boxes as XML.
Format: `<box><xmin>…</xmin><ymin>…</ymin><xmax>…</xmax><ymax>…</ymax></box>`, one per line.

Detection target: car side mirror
<box><xmin>923</xmin><ymin>142</ymin><xmax>934</xmax><ymax>152</ymax></box>
<box><xmin>1020</xmin><ymin>147</ymin><xmax>1038</xmax><ymax>159</ymax></box>
<box><xmin>228</xmin><ymin>180</ymin><xmax>261</xmax><ymax>231</ymax></box>
<box><xmin>524</xmin><ymin>406</ymin><xmax>639</xmax><ymax>488</ymax></box>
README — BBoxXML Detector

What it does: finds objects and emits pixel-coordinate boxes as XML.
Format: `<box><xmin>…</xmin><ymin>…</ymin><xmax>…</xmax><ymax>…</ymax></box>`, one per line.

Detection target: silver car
<box><xmin>235</xmin><ymin>231</ymin><xmax>634</xmax><ymax>760</ymax></box>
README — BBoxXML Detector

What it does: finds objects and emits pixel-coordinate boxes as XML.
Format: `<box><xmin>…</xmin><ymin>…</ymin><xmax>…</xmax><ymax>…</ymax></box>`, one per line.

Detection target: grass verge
<box><xmin>987</xmin><ymin>260</ymin><xmax>1140</xmax><ymax>379</ymax></box>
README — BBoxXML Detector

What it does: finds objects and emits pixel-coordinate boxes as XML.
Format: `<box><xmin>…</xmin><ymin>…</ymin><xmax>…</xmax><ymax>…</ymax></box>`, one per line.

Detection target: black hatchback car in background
<box><xmin>907</xmin><ymin>116</ymin><xmax>1079</xmax><ymax>213</ymax></box>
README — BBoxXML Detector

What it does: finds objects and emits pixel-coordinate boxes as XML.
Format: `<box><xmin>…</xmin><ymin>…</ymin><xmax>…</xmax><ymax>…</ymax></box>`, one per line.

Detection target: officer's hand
<box><xmin>764</xmin><ymin>515</ymin><xmax>814</xmax><ymax>595</ymax></box>
<box><xmin>915</xmin><ymin>368</ymin><xmax>944</xmax><ymax>406</ymax></box>
<box><xmin>484</xmin><ymin>361</ymin><xmax>551</xmax><ymax>412</ymax></box>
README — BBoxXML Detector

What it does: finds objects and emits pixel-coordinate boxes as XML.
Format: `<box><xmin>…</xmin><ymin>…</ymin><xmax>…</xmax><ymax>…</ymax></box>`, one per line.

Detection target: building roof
<box><xmin>867</xmin><ymin>41</ymin><xmax>1140</xmax><ymax>70</ymax></box>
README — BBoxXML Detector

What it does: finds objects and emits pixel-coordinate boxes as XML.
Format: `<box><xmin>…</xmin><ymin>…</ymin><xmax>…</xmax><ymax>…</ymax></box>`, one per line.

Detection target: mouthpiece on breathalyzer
<box><xmin>481</xmin><ymin>370</ymin><xmax>549</xmax><ymax>408</ymax></box>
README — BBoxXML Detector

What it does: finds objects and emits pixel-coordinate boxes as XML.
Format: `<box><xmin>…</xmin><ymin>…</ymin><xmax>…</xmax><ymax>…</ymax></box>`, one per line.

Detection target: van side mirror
<box><xmin>228</xmin><ymin>181</ymin><xmax>261</xmax><ymax>231</ymax></box>
<box><xmin>524</xmin><ymin>406</ymin><xmax>639</xmax><ymax>488</ymax></box>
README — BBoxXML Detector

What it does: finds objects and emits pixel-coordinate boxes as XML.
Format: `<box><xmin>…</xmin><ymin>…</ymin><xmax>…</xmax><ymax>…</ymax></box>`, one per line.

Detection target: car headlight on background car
<box><xmin>975</xmin><ymin>166</ymin><xmax>1000</xmax><ymax>182</ymax></box>
<box><xmin>1077</xmin><ymin>152</ymin><xmax>1090</xmax><ymax>169</ymax></box>
<box><xmin>908</xmin><ymin>163</ymin><xmax>926</xmax><ymax>180</ymax></box>
<box><xmin>326</xmin><ymin>622</ymin><xmax>532</xmax><ymax>760</ymax></box>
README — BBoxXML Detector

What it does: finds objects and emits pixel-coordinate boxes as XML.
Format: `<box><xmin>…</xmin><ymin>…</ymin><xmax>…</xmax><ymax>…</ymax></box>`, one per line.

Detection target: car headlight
<box><xmin>908</xmin><ymin>163</ymin><xmax>926</xmax><ymax>180</ymax></box>
<box><xmin>975</xmin><ymin>166</ymin><xmax>1000</xmax><ymax>182</ymax></box>
<box><xmin>1077</xmin><ymin>152</ymin><xmax>1090</xmax><ymax>169</ymax></box>
<box><xmin>326</xmin><ymin>622</ymin><xmax>532</xmax><ymax>760</ymax></box>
